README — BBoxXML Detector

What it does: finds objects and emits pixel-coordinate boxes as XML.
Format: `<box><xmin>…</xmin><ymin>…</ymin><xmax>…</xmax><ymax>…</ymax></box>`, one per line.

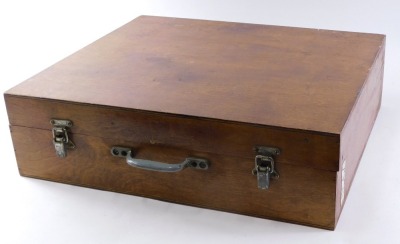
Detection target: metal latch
<box><xmin>51</xmin><ymin>119</ymin><xmax>75</xmax><ymax>158</ymax></box>
<box><xmin>252</xmin><ymin>146</ymin><xmax>280</xmax><ymax>190</ymax></box>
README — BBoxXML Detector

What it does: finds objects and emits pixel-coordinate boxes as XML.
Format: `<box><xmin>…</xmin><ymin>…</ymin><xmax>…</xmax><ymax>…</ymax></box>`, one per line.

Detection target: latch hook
<box><xmin>51</xmin><ymin>119</ymin><xmax>75</xmax><ymax>158</ymax></box>
<box><xmin>253</xmin><ymin>146</ymin><xmax>280</xmax><ymax>190</ymax></box>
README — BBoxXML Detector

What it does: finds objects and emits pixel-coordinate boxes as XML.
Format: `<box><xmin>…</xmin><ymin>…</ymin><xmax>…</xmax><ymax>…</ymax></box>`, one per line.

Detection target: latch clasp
<box><xmin>252</xmin><ymin>146</ymin><xmax>280</xmax><ymax>190</ymax></box>
<box><xmin>51</xmin><ymin>119</ymin><xmax>75</xmax><ymax>158</ymax></box>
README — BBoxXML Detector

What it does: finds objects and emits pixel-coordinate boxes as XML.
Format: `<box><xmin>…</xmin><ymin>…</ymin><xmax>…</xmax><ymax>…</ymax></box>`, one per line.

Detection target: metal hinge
<box><xmin>50</xmin><ymin>119</ymin><xmax>75</xmax><ymax>158</ymax></box>
<box><xmin>252</xmin><ymin>146</ymin><xmax>280</xmax><ymax>190</ymax></box>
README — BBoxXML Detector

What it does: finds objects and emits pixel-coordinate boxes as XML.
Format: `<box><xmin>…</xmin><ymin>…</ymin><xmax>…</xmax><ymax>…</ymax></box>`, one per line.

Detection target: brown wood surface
<box><xmin>5</xmin><ymin>95</ymin><xmax>339</xmax><ymax>171</ymax></box>
<box><xmin>4</xmin><ymin>16</ymin><xmax>386</xmax><ymax>230</ymax></box>
<box><xmin>5</xmin><ymin>16</ymin><xmax>385</xmax><ymax>133</ymax></box>
<box><xmin>10</xmin><ymin>125</ymin><xmax>337</xmax><ymax>229</ymax></box>
<box><xmin>335</xmin><ymin>39</ymin><xmax>385</xmax><ymax>225</ymax></box>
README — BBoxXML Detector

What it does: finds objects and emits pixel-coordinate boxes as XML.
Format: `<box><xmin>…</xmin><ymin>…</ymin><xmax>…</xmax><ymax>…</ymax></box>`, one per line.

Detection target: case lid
<box><xmin>5</xmin><ymin>16</ymin><xmax>385</xmax><ymax>134</ymax></box>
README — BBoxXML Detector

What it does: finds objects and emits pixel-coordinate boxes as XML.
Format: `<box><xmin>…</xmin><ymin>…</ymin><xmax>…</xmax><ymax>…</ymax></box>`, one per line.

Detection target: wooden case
<box><xmin>4</xmin><ymin>16</ymin><xmax>385</xmax><ymax>230</ymax></box>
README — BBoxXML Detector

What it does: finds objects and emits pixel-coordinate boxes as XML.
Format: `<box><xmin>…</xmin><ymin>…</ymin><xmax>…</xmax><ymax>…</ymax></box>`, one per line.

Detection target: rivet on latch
<box><xmin>253</xmin><ymin>146</ymin><xmax>280</xmax><ymax>190</ymax></box>
<box><xmin>51</xmin><ymin>119</ymin><xmax>75</xmax><ymax>158</ymax></box>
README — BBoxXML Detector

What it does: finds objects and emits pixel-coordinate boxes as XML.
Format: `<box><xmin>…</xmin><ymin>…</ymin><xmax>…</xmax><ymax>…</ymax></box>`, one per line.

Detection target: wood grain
<box><xmin>4</xmin><ymin>16</ymin><xmax>386</xmax><ymax>230</ymax></box>
<box><xmin>5</xmin><ymin>95</ymin><xmax>340</xmax><ymax>171</ymax></box>
<box><xmin>335</xmin><ymin>38</ymin><xmax>385</xmax><ymax>225</ymax></box>
<box><xmin>5</xmin><ymin>16</ymin><xmax>385</xmax><ymax>133</ymax></box>
<box><xmin>10</xmin><ymin>126</ymin><xmax>337</xmax><ymax>229</ymax></box>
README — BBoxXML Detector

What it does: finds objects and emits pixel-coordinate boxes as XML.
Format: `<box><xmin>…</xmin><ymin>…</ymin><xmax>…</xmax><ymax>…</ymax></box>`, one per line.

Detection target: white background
<box><xmin>1</xmin><ymin>1</ymin><xmax>399</xmax><ymax>243</ymax></box>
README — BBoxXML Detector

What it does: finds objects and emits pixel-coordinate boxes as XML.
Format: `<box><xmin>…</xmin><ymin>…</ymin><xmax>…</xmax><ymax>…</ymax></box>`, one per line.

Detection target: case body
<box><xmin>4</xmin><ymin>16</ymin><xmax>385</xmax><ymax>230</ymax></box>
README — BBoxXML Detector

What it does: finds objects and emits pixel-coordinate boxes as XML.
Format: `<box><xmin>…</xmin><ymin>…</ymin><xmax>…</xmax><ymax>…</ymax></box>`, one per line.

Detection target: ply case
<box><xmin>5</xmin><ymin>16</ymin><xmax>385</xmax><ymax>229</ymax></box>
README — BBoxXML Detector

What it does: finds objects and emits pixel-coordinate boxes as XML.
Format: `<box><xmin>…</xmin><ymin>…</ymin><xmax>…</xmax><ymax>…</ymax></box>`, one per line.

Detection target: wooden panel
<box><xmin>5</xmin><ymin>16</ymin><xmax>385</xmax><ymax>133</ymax></box>
<box><xmin>4</xmin><ymin>16</ymin><xmax>385</xmax><ymax>230</ymax></box>
<box><xmin>335</xmin><ymin>38</ymin><xmax>385</xmax><ymax>224</ymax></box>
<box><xmin>5</xmin><ymin>95</ymin><xmax>340</xmax><ymax>171</ymax></box>
<box><xmin>10</xmin><ymin>125</ymin><xmax>337</xmax><ymax>229</ymax></box>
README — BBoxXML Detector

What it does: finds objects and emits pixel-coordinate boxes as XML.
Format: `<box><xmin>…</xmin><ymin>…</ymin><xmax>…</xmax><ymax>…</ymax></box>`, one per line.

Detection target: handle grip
<box><xmin>111</xmin><ymin>147</ymin><xmax>209</xmax><ymax>172</ymax></box>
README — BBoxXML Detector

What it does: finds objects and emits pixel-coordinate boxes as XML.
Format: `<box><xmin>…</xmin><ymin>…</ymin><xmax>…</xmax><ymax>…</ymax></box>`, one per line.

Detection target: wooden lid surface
<box><xmin>6</xmin><ymin>16</ymin><xmax>385</xmax><ymax>134</ymax></box>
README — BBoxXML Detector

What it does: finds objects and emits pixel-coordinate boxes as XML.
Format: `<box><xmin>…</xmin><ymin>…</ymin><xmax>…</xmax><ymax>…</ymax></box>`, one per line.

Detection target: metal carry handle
<box><xmin>111</xmin><ymin>147</ymin><xmax>209</xmax><ymax>172</ymax></box>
